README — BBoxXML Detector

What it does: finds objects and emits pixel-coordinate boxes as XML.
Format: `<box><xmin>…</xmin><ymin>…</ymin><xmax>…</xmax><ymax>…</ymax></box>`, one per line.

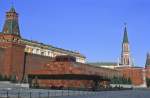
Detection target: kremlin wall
<box><xmin>0</xmin><ymin>7</ymin><xmax>150</xmax><ymax>89</ymax></box>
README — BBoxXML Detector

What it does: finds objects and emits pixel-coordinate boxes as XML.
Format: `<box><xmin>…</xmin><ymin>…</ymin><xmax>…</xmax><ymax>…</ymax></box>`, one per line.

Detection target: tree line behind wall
<box><xmin>110</xmin><ymin>76</ymin><xmax>132</xmax><ymax>84</ymax></box>
<box><xmin>0</xmin><ymin>74</ymin><xmax>17</xmax><ymax>83</ymax></box>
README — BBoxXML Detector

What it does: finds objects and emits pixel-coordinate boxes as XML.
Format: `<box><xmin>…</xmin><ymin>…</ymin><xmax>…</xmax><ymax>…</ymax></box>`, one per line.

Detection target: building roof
<box><xmin>87</xmin><ymin>62</ymin><xmax>118</xmax><ymax>67</ymax></box>
<box><xmin>2</xmin><ymin>20</ymin><xmax>20</xmax><ymax>36</ymax></box>
<box><xmin>78</xmin><ymin>62</ymin><xmax>119</xmax><ymax>72</ymax></box>
<box><xmin>21</xmin><ymin>38</ymin><xmax>86</xmax><ymax>58</ymax></box>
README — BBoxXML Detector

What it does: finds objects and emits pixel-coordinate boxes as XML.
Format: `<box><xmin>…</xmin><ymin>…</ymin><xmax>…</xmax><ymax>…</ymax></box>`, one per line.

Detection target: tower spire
<box><xmin>1</xmin><ymin>5</ymin><xmax>21</xmax><ymax>37</ymax></box>
<box><xmin>8</xmin><ymin>0</ymin><xmax>15</xmax><ymax>12</ymax></box>
<box><xmin>120</xmin><ymin>23</ymin><xmax>132</xmax><ymax>66</ymax></box>
<box><xmin>123</xmin><ymin>23</ymin><xmax>129</xmax><ymax>43</ymax></box>
<box><xmin>10</xmin><ymin>4</ymin><xmax>16</xmax><ymax>12</ymax></box>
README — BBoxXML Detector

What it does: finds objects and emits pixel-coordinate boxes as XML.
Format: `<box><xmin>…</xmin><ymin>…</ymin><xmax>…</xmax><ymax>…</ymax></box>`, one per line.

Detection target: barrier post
<box><xmin>48</xmin><ymin>92</ymin><xmax>50</xmax><ymax>98</ymax></box>
<box><xmin>67</xmin><ymin>89</ymin><xmax>69</xmax><ymax>96</ymax></box>
<box><xmin>29</xmin><ymin>92</ymin><xmax>32</xmax><ymax>98</ymax></box>
<box><xmin>62</xmin><ymin>90</ymin><xmax>63</xmax><ymax>96</ymax></box>
<box><xmin>18</xmin><ymin>92</ymin><xmax>20</xmax><ymax>98</ymax></box>
<box><xmin>39</xmin><ymin>92</ymin><xmax>41</xmax><ymax>98</ymax></box>
<box><xmin>6</xmin><ymin>91</ymin><xmax>9</xmax><ymax>98</ymax></box>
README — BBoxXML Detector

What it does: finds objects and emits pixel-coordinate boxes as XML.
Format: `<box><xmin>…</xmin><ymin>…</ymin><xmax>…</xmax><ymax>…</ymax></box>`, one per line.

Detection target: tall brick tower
<box><xmin>0</xmin><ymin>6</ymin><xmax>25</xmax><ymax>81</ymax></box>
<box><xmin>120</xmin><ymin>24</ymin><xmax>132</xmax><ymax>66</ymax></box>
<box><xmin>145</xmin><ymin>53</ymin><xmax>150</xmax><ymax>79</ymax></box>
<box><xmin>145</xmin><ymin>53</ymin><xmax>150</xmax><ymax>67</ymax></box>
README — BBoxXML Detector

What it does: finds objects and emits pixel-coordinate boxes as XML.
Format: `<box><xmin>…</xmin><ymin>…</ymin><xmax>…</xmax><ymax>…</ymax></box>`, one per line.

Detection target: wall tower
<box><xmin>0</xmin><ymin>6</ymin><xmax>25</xmax><ymax>81</ymax></box>
<box><xmin>120</xmin><ymin>24</ymin><xmax>132</xmax><ymax>66</ymax></box>
<box><xmin>145</xmin><ymin>53</ymin><xmax>150</xmax><ymax>67</ymax></box>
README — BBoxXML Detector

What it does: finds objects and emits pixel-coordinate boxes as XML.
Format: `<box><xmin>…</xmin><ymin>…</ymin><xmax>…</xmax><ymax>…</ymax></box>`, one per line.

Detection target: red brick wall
<box><xmin>37</xmin><ymin>80</ymin><xmax>94</xmax><ymax>88</ymax></box>
<box><xmin>145</xmin><ymin>67</ymin><xmax>150</xmax><ymax>79</ymax></box>
<box><xmin>118</xmin><ymin>67</ymin><xmax>144</xmax><ymax>86</ymax></box>
<box><xmin>1</xmin><ymin>43</ymin><xmax>25</xmax><ymax>80</ymax></box>
<box><xmin>11</xmin><ymin>44</ymin><xmax>25</xmax><ymax>80</ymax></box>
<box><xmin>25</xmin><ymin>53</ymin><xmax>53</xmax><ymax>75</ymax></box>
<box><xmin>0</xmin><ymin>48</ymin><xmax>5</xmax><ymax>74</ymax></box>
<box><xmin>0</xmin><ymin>34</ymin><xmax>25</xmax><ymax>80</ymax></box>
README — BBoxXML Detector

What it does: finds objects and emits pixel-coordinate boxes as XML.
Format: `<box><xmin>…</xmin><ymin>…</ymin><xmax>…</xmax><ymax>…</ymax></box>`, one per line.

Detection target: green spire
<box><xmin>146</xmin><ymin>52</ymin><xmax>150</xmax><ymax>67</ymax></box>
<box><xmin>10</xmin><ymin>0</ymin><xmax>15</xmax><ymax>12</ymax></box>
<box><xmin>1</xmin><ymin>6</ymin><xmax>21</xmax><ymax>37</ymax></box>
<box><xmin>123</xmin><ymin>24</ymin><xmax>129</xmax><ymax>43</ymax></box>
<box><xmin>10</xmin><ymin>6</ymin><xmax>16</xmax><ymax>12</ymax></box>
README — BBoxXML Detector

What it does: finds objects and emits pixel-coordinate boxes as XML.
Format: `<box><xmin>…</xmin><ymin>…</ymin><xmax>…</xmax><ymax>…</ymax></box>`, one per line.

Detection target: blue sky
<box><xmin>0</xmin><ymin>0</ymin><xmax>150</xmax><ymax>66</ymax></box>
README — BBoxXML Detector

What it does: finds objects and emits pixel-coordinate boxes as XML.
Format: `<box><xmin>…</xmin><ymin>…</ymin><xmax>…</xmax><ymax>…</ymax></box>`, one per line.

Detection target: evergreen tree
<box><xmin>33</xmin><ymin>76</ymin><xmax>39</xmax><ymax>88</ymax></box>
<box><xmin>10</xmin><ymin>74</ymin><xmax>17</xmax><ymax>83</ymax></box>
<box><xmin>3</xmin><ymin>75</ymin><xmax>9</xmax><ymax>81</ymax></box>
<box><xmin>127</xmin><ymin>78</ymin><xmax>132</xmax><ymax>84</ymax></box>
<box><xmin>0</xmin><ymin>74</ymin><xmax>2</xmax><ymax>81</ymax></box>
<box><xmin>23</xmin><ymin>75</ymin><xmax>28</xmax><ymax>83</ymax></box>
<box><xmin>146</xmin><ymin>78</ymin><xmax>150</xmax><ymax>87</ymax></box>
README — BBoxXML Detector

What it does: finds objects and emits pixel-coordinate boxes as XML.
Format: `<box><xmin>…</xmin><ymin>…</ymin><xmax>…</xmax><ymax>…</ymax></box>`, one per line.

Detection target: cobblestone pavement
<box><xmin>0</xmin><ymin>89</ymin><xmax>150</xmax><ymax>98</ymax></box>
<box><xmin>55</xmin><ymin>89</ymin><xmax>150</xmax><ymax>98</ymax></box>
